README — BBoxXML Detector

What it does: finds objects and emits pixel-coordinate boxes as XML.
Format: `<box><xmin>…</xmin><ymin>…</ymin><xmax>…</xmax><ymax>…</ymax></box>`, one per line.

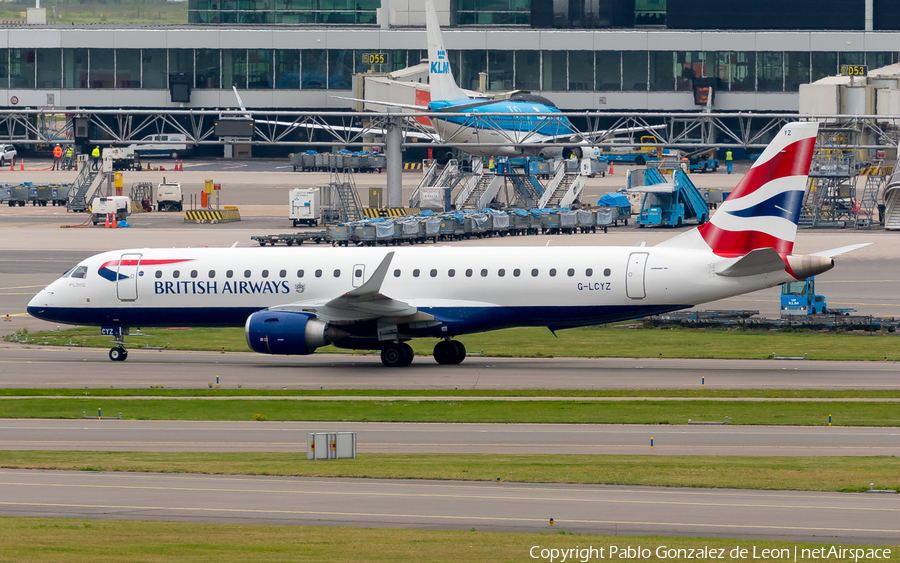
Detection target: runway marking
<box><xmin>0</xmin><ymin>501</ymin><xmax>897</xmax><ymax>535</ymax></box>
<box><xmin>2</xmin><ymin>481</ymin><xmax>897</xmax><ymax>513</ymax></box>
<box><xmin>0</xmin><ymin>284</ymin><xmax>49</xmax><ymax>289</ymax></box>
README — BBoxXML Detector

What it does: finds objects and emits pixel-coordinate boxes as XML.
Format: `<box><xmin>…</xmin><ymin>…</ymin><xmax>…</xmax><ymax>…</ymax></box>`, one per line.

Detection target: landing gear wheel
<box><xmin>109</xmin><ymin>347</ymin><xmax>127</xmax><ymax>362</ymax></box>
<box><xmin>433</xmin><ymin>340</ymin><xmax>457</xmax><ymax>364</ymax></box>
<box><xmin>449</xmin><ymin>340</ymin><xmax>466</xmax><ymax>365</ymax></box>
<box><xmin>381</xmin><ymin>342</ymin><xmax>414</xmax><ymax>367</ymax></box>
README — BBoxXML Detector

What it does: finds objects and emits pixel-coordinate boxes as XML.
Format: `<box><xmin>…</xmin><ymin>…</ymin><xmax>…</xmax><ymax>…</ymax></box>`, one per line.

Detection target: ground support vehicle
<box><xmin>90</xmin><ymin>196</ymin><xmax>131</xmax><ymax>225</ymax></box>
<box><xmin>289</xmin><ymin>188</ymin><xmax>320</xmax><ymax>227</ymax></box>
<box><xmin>250</xmin><ymin>232</ymin><xmax>327</xmax><ymax>246</ymax></box>
<box><xmin>156</xmin><ymin>182</ymin><xmax>183</xmax><ymax>212</ymax></box>
<box><xmin>780</xmin><ymin>277</ymin><xmax>855</xmax><ymax>317</ymax></box>
<box><xmin>631</xmin><ymin>169</ymin><xmax>709</xmax><ymax>228</ymax></box>
<box><xmin>684</xmin><ymin>147</ymin><xmax>720</xmax><ymax>173</ymax></box>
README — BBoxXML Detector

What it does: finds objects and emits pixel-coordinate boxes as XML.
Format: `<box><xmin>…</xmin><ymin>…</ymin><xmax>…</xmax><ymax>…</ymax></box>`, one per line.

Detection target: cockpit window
<box><xmin>61</xmin><ymin>266</ymin><xmax>77</xmax><ymax>278</ymax></box>
<box><xmin>71</xmin><ymin>266</ymin><xmax>88</xmax><ymax>279</ymax></box>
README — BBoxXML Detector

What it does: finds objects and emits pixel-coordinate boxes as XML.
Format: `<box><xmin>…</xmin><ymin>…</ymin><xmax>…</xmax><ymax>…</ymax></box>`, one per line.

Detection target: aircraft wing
<box><xmin>267</xmin><ymin>252</ymin><xmax>434</xmax><ymax>323</ymax></box>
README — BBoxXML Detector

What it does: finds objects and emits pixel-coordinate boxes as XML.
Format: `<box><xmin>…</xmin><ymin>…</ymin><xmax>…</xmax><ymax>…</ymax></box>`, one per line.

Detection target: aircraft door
<box><xmin>352</xmin><ymin>264</ymin><xmax>365</xmax><ymax>288</ymax></box>
<box><xmin>116</xmin><ymin>253</ymin><xmax>141</xmax><ymax>301</ymax></box>
<box><xmin>626</xmin><ymin>252</ymin><xmax>649</xmax><ymax>299</ymax></box>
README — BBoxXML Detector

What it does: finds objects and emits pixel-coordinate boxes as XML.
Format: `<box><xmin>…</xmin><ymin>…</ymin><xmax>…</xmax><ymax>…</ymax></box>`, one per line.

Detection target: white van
<box><xmin>126</xmin><ymin>134</ymin><xmax>193</xmax><ymax>160</ymax></box>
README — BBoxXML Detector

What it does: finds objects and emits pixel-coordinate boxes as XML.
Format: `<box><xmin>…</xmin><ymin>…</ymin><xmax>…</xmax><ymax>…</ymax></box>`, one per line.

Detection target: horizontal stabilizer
<box><xmin>810</xmin><ymin>243</ymin><xmax>871</xmax><ymax>258</ymax></box>
<box><xmin>717</xmin><ymin>247</ymin><xmax>785</xmax><ymax>277</ymax></box>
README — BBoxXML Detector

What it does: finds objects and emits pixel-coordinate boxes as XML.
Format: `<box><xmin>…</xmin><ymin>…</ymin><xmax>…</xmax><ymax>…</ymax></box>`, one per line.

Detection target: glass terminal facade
<box><xmin>3</xmin><ymin>47</ymin><xmax>896</xmax><ymax>93</ymax></box>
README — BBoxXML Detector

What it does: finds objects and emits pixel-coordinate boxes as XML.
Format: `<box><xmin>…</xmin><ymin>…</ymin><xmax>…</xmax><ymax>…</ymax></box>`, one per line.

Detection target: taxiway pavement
<box><xmin>1</xmin><ymin>420</ymin><xmax>898</xmax><ymax>456</ymax></box>
<box><xmin>0</xmin><ymin>470</ymin><xmax>895</xmax><ymax>543</ymax></box>
<box><xmin>1</xmin><ymin>345</ymin><xmax>898</xmax><ymax>389</ymax></box>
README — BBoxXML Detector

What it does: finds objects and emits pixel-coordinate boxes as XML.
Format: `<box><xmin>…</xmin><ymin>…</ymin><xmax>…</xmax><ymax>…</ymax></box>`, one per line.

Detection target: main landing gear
<box><xmin>381</xmin><ymin>342</ymin><xmax>414</xmax><ymax>367</ymax></box>
<box><xmin>433</xmin><ymin>339</ymin><xmax>466</xmax><ymax>365</ymax></box>
<box><xmin>379</xmin><ymin>339</ymin><xmax>467</xmax><ymax>367</ymax></box>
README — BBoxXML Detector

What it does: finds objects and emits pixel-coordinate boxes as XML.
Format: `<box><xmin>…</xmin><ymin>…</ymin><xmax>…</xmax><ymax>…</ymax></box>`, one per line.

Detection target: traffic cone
<box><xmin>112</xmin><ymin>214</ymin><xmax>117</xmax><ymax>228</ymax></box>
<box><xmin>105</xmin><ymin>214</ymin><xmax>110</xmax><ymax>228</ymax></box>
<box><xmin>9</xmin><ymin>159</ymin><xmax>13</xmax><ymax>171</ymax></box>
<box><xmin>19</xmin><ymin>159</ymin><xmax>24</xmax><ymax>171</ymax></box>
<box><xmin>609</xmin><ymin>161</ymin><xmax>614</xmax><ymax>175</ymax></box>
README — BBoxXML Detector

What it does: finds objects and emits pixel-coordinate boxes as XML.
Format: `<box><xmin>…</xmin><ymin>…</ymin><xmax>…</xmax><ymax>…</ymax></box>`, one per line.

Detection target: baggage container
<box><xmin>540</xmin><ymin>211</ymin><xmax>560</xmax><ymax>234</ymax></box>
<box><xmin>326</xmin><ymin>223</ymin><xmax>352</xmax><ymax>246</ymax></box>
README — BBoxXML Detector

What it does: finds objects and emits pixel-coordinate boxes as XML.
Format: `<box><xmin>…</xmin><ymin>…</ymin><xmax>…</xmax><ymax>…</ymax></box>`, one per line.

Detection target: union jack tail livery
<box><xmin>660</xmin><ymin>121</ymin><xmax>819</xmax><ymax>258</ymax></box>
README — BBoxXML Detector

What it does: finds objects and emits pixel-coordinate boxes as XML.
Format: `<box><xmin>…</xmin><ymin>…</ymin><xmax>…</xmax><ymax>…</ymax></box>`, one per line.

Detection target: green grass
<box><xmin>3</xmin><ymin>388</ymin><xmax>900</xmax><ymax>398</ymax></box>
<box><xmin>0</xmin><ymin>518</ymin><xmax>890</xmax><ymax>562</ymax></box>
<box><xmin>10</xmin><ymin>324</ymin><xmax>900</xmax><ymax>361</ymax></box>
<box><xmin>2</xmin><ymin>453</ymin><xmax>898</xmax><ymax>492</ymax></box>
<box><xmin>1</xmin><ymin>398</ymin><xmax>897</xmax><ymax>425</ymax></box>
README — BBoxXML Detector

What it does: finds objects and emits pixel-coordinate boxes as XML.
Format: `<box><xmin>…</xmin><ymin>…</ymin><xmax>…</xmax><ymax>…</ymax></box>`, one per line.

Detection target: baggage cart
<box><xmin>370</xmin><ymin>154</ymin><xmax>385</xmax><ymax>171</ymax></box>
<box><xmin>575</xmin><ymin>209</ymin><xmax>596</xmax><ymax>233</ymax></box>
<box><xmin>559</xmin><ymin>210</ymin><xmax>578</xmax><ymax>234</ymax></box>
<box><xmin>540</xmin><ymin>210</ymin><xmax>560</xmax><ymax>234</ymax></box>
<box><xmin>353</xmin><ymin>223</ymin><xmax>377</xmax><ymax>245</ymax></box>
<box><xmin>314</xmin><ymin>153</ymin><xmax>328</xmax><ymax>171</ymax></box>
<box><xmin>326</xmin><ymin>223</ymin><xmax>352</xmax><ymax>246</ymax></box>
<box><xmin>490</xmin><ymin>211</ymin><xmax>510</xmax><ymax>236</ymax></box>
<box><xmin>423</xmin><ymin>217</ymin><xmax>441</xmax><ymax>242</ymax></box>
<box><xmin>464</xmin><ymin>213</ymin><xmax>491</xmax><ymax>238</ymax></box>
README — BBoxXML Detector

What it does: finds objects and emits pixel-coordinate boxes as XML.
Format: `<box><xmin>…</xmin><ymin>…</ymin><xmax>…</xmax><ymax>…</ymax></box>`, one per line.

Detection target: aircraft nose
<box><xmin>27</xmin><ymin>287</ymin><xmax>53</xmax><ymax>320</ymax></box>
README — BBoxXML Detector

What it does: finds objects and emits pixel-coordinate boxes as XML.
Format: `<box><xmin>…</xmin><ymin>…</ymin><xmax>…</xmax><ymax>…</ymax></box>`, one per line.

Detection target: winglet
<box><xmin>346</xmin><ymin>252</ymin><xmax>394</xmax><ymax>296</ymax></box>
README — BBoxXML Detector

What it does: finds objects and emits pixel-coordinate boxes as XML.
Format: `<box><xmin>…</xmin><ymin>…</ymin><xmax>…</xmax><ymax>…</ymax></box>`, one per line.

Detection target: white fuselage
<box><xmin>28</xmin><ymin>245</ymin><xmax>793</xmax><ymax>339</ymax></box>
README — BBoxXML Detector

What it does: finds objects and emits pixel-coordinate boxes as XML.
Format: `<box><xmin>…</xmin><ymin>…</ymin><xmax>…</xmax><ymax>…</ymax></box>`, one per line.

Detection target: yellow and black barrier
<box><xmin>184</xmin><ymin>208</ymin><xmax>241</xmax><ymax>223</ymax></box>
<box><xmin>363</xmin><ymin>207</ymin><xmax>420</xmax><ymax>218</ymax></box>
<box><xmin>402</xmin><ymin>162</ymin><xmax>423</xmax><ymax>170</ymax></box>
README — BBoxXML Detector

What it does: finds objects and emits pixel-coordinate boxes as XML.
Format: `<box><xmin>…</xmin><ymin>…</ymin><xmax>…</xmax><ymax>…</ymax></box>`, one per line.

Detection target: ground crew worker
<box><xmin>726</xmin><ymin>149</ymin><xmax>733</xmax><ymax>174</ymax></box>
<box><xmin>488</xmin><ymin>157</ymin><xmax>496</xmax><ymax>173</ymax></box>
<box><xmin>64</xmin><ymin>145</ymin><xmax>74</xmax><ymax>170</ymax></box>
<box><xmin>91</xmin><ymin>146</ymin><xmax>101</xmax><ymax>170</ymax></box>
<box><xmin>52</xmin><ymin>144</ymin><xmax>62</xmax><ymax>170</ymax></box>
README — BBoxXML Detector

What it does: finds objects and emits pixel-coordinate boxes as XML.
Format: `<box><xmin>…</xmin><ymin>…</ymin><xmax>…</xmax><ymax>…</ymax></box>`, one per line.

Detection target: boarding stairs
<box><xmin>331</xmin><ymin>169</ymin><xmax>363</xmax><ymax>222</ymax></box>
<box><xmin>882</xmin><ymin>166</ymin><xmax>900</xmax><ymax>230</ymax></box>
<box><xmin>409</xmin><ymin>159</ymin><xmax>469</xmax><ymax>208</ymax></box>
<box><xmin>452</xmin><ymin>159</ymin><xmax>483</xmax><ymax>208</ymax></box>
<box><xmin>66</xmin><ymin>163</ymin><xmax>105</xmax><ymax>213</ymax></box>
<box><xmin>854</xmin><ymin>160</ymin><xmax>889</xmax><ymax>229</ymax></box>
<box><xmin>537</xmin><ymin>162</ymin><xmax>585</xmax><ymax>209</ymax></box>
<box><xmin>457</xmin><ymin>169</ymin><xmax>504</xmax><ymax>210</ymax></box>
<box><xmin>505</xmin><ymin>174</ymin><xmax>544</xmax><ymax>209</ymax></box>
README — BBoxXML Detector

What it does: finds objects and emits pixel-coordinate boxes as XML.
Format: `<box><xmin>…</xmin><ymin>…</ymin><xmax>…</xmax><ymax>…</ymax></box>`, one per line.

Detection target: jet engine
<box><xmin>245</xmin><ymin>310</ymin><xmax>335</xmax><ymax>355</ymax></box>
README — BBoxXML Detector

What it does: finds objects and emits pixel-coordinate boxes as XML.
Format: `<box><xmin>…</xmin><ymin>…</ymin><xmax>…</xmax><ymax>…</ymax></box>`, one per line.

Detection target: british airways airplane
<box><xmin>28</xmin><ymin>121</ymin><xmax>865</xmax><ymax>367</ymax></box>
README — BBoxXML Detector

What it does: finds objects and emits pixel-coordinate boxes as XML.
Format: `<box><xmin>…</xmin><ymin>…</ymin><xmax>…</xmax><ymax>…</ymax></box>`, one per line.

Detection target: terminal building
<box><xmin>2</xmin><ymin>0</ymin><xmax>899</xmax><ymax>113</ymax></box>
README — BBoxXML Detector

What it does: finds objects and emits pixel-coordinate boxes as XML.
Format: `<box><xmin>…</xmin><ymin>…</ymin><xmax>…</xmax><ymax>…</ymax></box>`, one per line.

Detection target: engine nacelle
<box><xmin>244</xmin><ymin>310</ymin><xmax>331</xmax><ymax>355</ymax></box>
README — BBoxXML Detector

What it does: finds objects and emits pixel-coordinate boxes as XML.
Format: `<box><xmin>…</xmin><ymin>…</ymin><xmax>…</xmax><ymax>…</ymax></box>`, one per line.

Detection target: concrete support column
<box><xmin>865</xmin><ymin>0</ymin><xmax>873</xmax><ymax>31</ymax></box>
<box><xmin>385</xmin><ymin>108</ymin><xmax>403</xmax><ymax>208</ymax></box>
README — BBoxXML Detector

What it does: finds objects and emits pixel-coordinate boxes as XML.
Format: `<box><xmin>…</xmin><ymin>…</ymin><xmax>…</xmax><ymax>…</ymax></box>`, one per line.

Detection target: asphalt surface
<box><xmin>2</xmin><ymin>420</ymin><xmax>898</xmax><ymax>456</ymax></box>
<box><xmin>2</xmin><ymin>345</ymin><xmax>900</xmax><ymax>389</ymax></box>
<box><xmin>0</xmin><ymin>470</ymin><xmax>896</xmax><ymax>542</ymax></box>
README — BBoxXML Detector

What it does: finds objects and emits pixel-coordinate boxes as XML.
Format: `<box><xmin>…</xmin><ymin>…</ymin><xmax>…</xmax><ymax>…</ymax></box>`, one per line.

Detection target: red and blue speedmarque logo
<box><xmin>98</xmin><ymin>259</ymin><xmax>194</xmax><ymax>282</ymax></box>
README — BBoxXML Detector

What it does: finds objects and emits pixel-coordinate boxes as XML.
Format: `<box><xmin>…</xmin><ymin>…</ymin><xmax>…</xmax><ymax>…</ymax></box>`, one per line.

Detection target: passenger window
<box><xmin>549</xmin><ymin>269</ymin><xmax>557</xmax><ymax>277</ymax></box>
<box><xmin>226</xmin><ymin>270</ymin><xmax>234</xmax><ymax>278</ymax></box>
<box><xmin>244</xmin><ymin>270</ymin><xmax>251</xmax><ymax>278</ymax></box>
<box><xmin>279</xmin><ymin>270</ymin><xmax>286</xmax><ymax>278</ymax></box>
<box><xmin>586</xmin><ymin>268</ymin><xmax>593</xmax><ymax>277</ymax></box>
<box><xmin>297</xmin><ymin>269</ymin><xmax>304</xmax><ymax>278</ymax></box>
<box><xmin>262</xmin><ymin>270</ymin><xmax>269</xmax><ymax>278</ymax></box>
<box><xmin>498</xmin><ymin>269</ymin><xmax>505</xmax><ymax>277</ymax></box>
<box><xmin>465</xmin><ymin>269</ymin><xmax>473</xmax><ymax>277</ymax></box>
<box><xmin>393</xmin><ymin>269</ymin><xmax>401</xmax><ymax>277</ymax></box>
<box><xmin>413</xmin><ymin>269</ymin><xmax>420</xmax><ymax>277</ymax></box>
<box><xmin>72</xmin><ymin>266</ymin><xmax>88</xmax><ymax>279</ymax></box>
<box><xmin>160</xmin><ymin>135</ymin><xmax>168</xmax><ymax>141</ymax></box>
<box><xmin>513</xmin><ymin>268</ymin><xmax>521</xmax><ymax>277</ymax></box>
<box><xmin>209</xmin><ymin>270</ymin><xmax>216</xmax><ymax>278</ymax></box>
<box><xmin>481</xmin><ymin>269</ymin><xmax>488</xmax><ymax>277</ymax></box>
<box><xmin>315</xmin><ymin>269</ymin><xmax>323</xmax><ymax>278</ymax></box>
<box><xmin>173</xmin><ymin>270</ymin><xmax>180</xmax><ymax>279</ymax></box>
<box><xmin>448</xmin><ymin>269</ymin><xmax>455</xmax><ymax>277</ymax></box>
<box><xmin>531</xmin><ymin>269</ymin><xmax>539</xmax><ymax>277</ymax></box>
<box><xmin>154</xmin><ymin>270</ymin><xmax>162</xmax><ymax>279</ymax></box>
<box><xmin>191</xmin><ymin>270</ymin><xmax>198</xmax><ymax>278</ymax></box>
<box><xmin>355</xmin><ymin>268</ymin><xmax>362</xmax><ymax>278</ymax></box>
<box><xmin>430</xmin><ymin>269</ymin><xmax>437</xmax><ymax>277</ymax></box>
<box><xmin>333</xmin><ymin>269</ymin><xmax>340</xmax><ymax>277</ymax></box>
<box><xmin>604</xmin><ymin>268</ymin><xmax>611</xmax><ymax>277</ymax></box>
<box><xmin>567</xmin><ymin>268</ymin><xmax>575</xmax><ymax>277</ymax></box>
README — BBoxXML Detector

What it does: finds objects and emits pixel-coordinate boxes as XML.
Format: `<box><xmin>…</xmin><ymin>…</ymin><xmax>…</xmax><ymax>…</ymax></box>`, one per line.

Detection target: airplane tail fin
<box><xmin>425</xmin><ymin>0</ymin><xmax>469</xmax><ymax>102</ymax></box>
<box><xmin>658</xmin><ymin>121</ymin><xmax>819</xmax><ymax>257</ymax></box>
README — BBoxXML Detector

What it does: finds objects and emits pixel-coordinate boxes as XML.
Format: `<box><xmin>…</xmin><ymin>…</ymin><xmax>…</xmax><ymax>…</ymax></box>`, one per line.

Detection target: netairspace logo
<box><xmin>529</xmin><ymin>545</ymin><xmax>892</xmax><ymax>562</ymax></box>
